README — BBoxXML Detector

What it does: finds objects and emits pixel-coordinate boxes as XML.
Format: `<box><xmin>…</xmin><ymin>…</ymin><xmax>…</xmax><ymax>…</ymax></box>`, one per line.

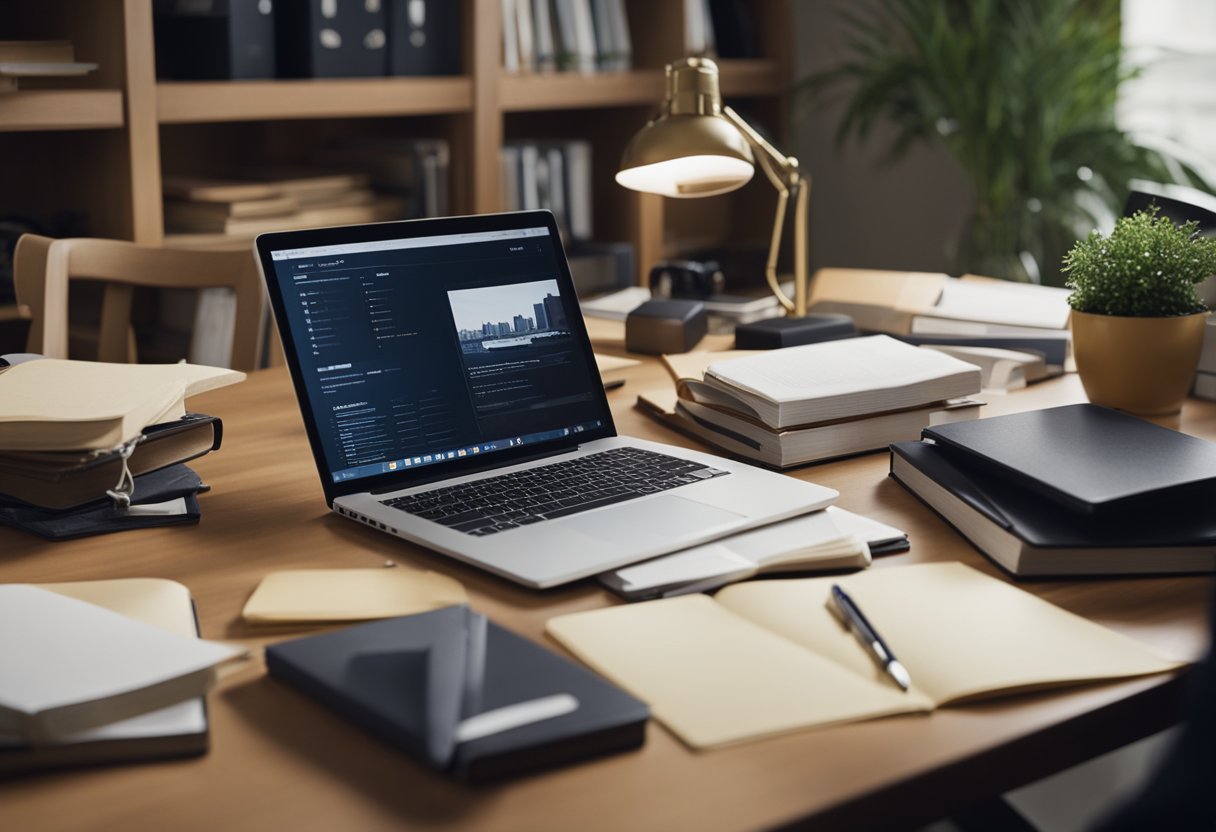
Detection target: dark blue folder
<box><xmin>265</xmin><ymin>605</ymin><xmax>648</xmax><ymax>781</ymax></box>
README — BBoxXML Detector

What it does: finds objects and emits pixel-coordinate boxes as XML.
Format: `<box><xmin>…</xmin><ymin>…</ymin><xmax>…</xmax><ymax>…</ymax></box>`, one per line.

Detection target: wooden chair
<box><xmin>12</xmin><ymin>235</ymin><xmax>268</xmax><ymax>372</ymax></box>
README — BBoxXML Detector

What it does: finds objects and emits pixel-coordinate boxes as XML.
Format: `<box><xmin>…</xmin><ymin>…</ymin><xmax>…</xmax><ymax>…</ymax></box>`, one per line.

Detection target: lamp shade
<box><xmin>616</xmin><ymin>114</ymin><xmax>754</xmax><ymax>198</ymax></box>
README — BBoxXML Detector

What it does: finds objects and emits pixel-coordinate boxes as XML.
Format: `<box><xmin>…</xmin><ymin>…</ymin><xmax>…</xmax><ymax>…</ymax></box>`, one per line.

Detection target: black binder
<box><xmin>265</xmin><ymin>605</ymin><xmax>648</xmax><ymax>781</ymax></box>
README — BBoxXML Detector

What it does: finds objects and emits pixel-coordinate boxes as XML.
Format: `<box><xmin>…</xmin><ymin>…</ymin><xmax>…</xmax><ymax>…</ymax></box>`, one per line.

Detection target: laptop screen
<box><xmin>257</xmin><ymin>212</ymin><xmax>614</xmax><ymax>501</ymax></box>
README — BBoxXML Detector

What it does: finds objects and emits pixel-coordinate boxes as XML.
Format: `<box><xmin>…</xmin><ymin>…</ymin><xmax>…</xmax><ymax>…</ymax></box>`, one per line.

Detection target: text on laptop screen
<box><xmin>267</xmin><ymin>226</ymin><xmax>607</xmax><ymax>483</ymax></box>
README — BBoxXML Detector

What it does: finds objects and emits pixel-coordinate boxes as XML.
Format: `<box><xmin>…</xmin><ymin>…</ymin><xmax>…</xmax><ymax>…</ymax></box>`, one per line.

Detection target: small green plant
<box><xmin>1063</xmin><ymin>207</ymin><xmax>1216</xmax><ymax>317</ymax></box>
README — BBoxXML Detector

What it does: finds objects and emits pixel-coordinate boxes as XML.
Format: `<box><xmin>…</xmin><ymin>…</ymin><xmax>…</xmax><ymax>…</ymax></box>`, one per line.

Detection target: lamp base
<box><xmin>734</xmin><ymin>314</ymin><xmax>857</xmax><ymax>350</ymax></box>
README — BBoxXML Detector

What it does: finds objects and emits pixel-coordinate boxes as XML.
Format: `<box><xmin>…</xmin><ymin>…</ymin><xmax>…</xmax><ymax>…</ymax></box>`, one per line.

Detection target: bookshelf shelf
<box><xmin>0</xmin><ymin>90</ymin><xmax>124</xmax><ymax>132</ymax></box>
<box><xmin>156</xmin><ymin>77</ymin><xmax>475</xmax><ymax>124</ymax></box>
<box><xmin>5</xmin><ymin>0</ymin><xmax>792</xmax><ymax>284</ymax></box>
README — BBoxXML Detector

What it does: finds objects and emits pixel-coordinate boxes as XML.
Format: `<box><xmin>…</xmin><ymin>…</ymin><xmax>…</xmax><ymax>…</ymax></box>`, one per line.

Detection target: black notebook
<box><xmin>890</xmin><ymin>440</ymin><xmax>1216</xmax><ymax>577</ymax></box>
<box><xmin>266</xmin><ymin>605</ymin><xmax>648</xmax><ymax>782</ymax></box>
<box><xmin>922</xmin><ymin>404</ymin><xmax>1216</xmax><ymax>514</ymax></box>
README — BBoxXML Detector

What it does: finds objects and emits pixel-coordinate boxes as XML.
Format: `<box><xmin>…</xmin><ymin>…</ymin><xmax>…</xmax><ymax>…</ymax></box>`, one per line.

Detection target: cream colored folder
<box><xmin>546</xmin><ymin>562</ymin><xmax>1185</xmax><ymax>750</ymax></box>
<box><xmin>241</xmin><ymin>567</ymin><xmax>468</xmax><ymax>624</ymax></box>
<box><xmin>0</xmin><ymin>359</ymin><xmax>245</xmax><ymax>451</ymax></box>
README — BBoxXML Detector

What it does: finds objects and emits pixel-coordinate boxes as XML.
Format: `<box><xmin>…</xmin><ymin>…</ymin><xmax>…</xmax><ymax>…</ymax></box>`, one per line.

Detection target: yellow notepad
<box><xmin>241</xmin><ymin>567</ymin><xmax>467</xmax><ymax>624</ymax></box>
<box><xmin>546</xmin><ymin>562</ymin><xmax>1185</xmax><ymax>749</ymax></box>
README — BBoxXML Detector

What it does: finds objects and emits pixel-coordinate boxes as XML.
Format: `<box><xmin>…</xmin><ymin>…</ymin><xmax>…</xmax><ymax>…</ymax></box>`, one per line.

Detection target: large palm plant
<box><xmin>800</xmin><ymin>0</ymin><xmax>1207</xmax><ymax>284</ymax></box>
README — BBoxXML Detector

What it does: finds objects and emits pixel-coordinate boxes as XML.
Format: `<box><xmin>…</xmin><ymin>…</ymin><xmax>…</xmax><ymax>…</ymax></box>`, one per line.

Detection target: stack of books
<box><xmin>502</xmin><ymin>0</ymin><xmax>632</xmax><ymax>74</ymax></box>
<box><xmin>501</xmin><ymin>140</ymin><xmax>592</xmax><ymax>243</ymax></box>
<box><xmin>162</xmin><ymin>171</ymin><xmax>406</xmax><ymax>245</ymax></box>
<box><xmin>637</xmin><ymin>335</ymin><xmax>984</xmax><ymax>468</ymax></box>
<box><xmin>0</xmin><ymin>580</ymin><xmax>243</xmax><ymax>774</ymax></box>
<box><xmin>1193</xmin><ymin>316</ymin><xmax>1216</xmax><ymax>400</ymax></box>
<box><xmin>890</xmin><ymin>404</ymin><xmax>1216</xmax><ymax>576</ymax></box>
<box><xmin>0</xmin><ymin>359</ymin><xmax>243</xmax><ymax>537</ymax></box>
<box><xmin>807</xmin><ymin>269</ymin><xmax>1073</xmax><ymax>390</ymax></box>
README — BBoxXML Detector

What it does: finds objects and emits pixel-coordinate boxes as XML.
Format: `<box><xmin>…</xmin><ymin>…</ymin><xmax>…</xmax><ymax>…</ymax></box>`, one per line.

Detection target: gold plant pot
<box><xmin>1071</xmin><ymin>309</ymin><xmax>1209</xmax><ymax>415</ymax></box>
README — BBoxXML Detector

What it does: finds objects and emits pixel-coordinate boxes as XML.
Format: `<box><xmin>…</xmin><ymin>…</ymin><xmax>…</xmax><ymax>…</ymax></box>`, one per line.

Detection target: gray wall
<box><xmin>792</xmin><ymin>2</ymin><xmax>971</xmax><ymax>275</ymax></box>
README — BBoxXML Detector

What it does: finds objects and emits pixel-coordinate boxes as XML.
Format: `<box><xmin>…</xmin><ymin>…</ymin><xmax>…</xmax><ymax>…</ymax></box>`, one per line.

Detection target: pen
<box><xmin>829</xmin><ymin>584</ymin><xmax>912</xmax><ymax>692</ymax></box>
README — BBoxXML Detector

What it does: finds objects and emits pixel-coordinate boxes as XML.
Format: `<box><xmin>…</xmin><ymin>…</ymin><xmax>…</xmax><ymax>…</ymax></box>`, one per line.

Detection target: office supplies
<box><xmin>689</xmin><ymin>335</ymin><xmax>982</xmax><ymax>429</ymax></box>
<box><xmin>0</xmin><ymin>359</ymin><xmax>242</xmax><ymax>451</ymax></box>
<box><xmin>922</xmin><ymin>404</ymin><xmax>1216</xmax><ymax>514</ymax></box>
<box><xmin>599</xmin><ymin>506</ymin><xmax>908</xmax><ymax>600</ymax></box>
<box><xmin>0</xmin><ymin>464</ymin><xmax>205</xmax><ymax>540</ymax></box>
<box><xmin>242</xmin><ymin>566</ymin><xmax>467</xmax><ymax>625</ymax></box>
<box><xmin>624</xmin><ymin>298</ymin><xmax>707</xmax><ymax>355</ymax></box>
<box><xmin>274</xmin><ymin>0</ymin><xmax>387</xmax><ymax>78</ymax></box>
<box><xmin>0</xmin><ymin>413</ymin><xmax>221</xmax><ymax>510</ymax></box>
<box><xmin>0</xmin><ymin>584</ymin><xmax>242</xmax><ymax>742</ymax></box>
<box><xmin>734</xmin><ymin>314</ymin><xmax>856</xmax><ymax>349</ymax></box>
<box><xmin>0</xmin><ymin>578</ymin><xmax>215</xmax><ymax>774</ymax></box>
<box><xmin>829</xmin><ymin>584</ymin><xmax>910</xmax><ymax>691</ymax></box>
<box><xmin>889</xmin><ymin>440</ymin><xmax>1216</xmax><ymax>576</ymax></box>
<box><xmin>255</xmin><ymin>210</ymin><xmax>838</xmax><ymax>588</ymax></box>
<box><xmin>265</xmin><ymin>604</ymin><xmax>648</xmax><ymax>781</ymax></box>
<box><xmin>547</xmin><ymin>562</ymin><xmax>1184</xmax><ymax>749</ymax></box>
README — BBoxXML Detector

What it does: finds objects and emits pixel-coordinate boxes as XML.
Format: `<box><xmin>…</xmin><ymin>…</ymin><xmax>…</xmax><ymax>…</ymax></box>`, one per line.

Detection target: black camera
<box><xmin>648</xmin><ymin>259</ymin><xmax>725</xmax><ymax>299</ymax></box>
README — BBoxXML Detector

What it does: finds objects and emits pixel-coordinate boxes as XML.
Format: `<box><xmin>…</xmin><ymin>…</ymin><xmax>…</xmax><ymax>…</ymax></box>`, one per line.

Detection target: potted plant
<box><xmin>1063</xmin><ymin>206</ymin><xmax>1216</xmax><ymax>414</ymax></box>
<box><xmin>798</xmin><ymin>0</ymin><xmax>1208</xmax><ymax>285</ymax></box>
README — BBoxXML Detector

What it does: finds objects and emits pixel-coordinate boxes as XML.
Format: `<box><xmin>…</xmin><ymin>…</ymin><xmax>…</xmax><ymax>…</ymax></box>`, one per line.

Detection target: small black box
<box><xmin>387</xmin><ymin>0</ymin><xmax>461</xmax><ymax>76</ymax></box>
<box><xmin>625</xmin><ymin>300</ymin><xmax>707</xmax><ymax>355</ymax></box>
<box><xmin>275</xmin><ymin>0</ymin><xmax>387</xmax><ymax>78</ymax></box>
<box><xmin>153</xmin><ymin>0</ymin><xmax>276</xmax><ymax>80</ymax></box>
<box><xmin>734</xmin><ymin>314</ymin><xmax>857</xmax><ymax>349</ymax></box>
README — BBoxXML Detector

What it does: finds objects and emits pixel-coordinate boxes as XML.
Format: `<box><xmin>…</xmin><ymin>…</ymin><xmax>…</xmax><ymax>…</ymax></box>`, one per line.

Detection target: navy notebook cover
<box><xmin>922</xmin><ymin>404</ymin><xmax>1216</xmax><ymax>514</ymax></box>
<box><xmin>265</xmin><ymin>605</ymin><xmax>648</xmax><ymax>781</ymax></box>
<box><xmin>890</xmin><ymin>440</ymin><xmax>1216</xmax><ymax>551</ymax></box>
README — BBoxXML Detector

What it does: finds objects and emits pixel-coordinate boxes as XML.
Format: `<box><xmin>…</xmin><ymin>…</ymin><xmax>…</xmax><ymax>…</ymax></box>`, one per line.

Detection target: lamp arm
<box><xmin>722</xmin><ymin>107</ymin><xmax>810</xmax><ymax>316</ymax></box>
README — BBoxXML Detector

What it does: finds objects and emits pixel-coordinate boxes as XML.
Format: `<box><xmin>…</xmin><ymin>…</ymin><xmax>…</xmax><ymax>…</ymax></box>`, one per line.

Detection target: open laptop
<box><xmin>255</xmin><ymin>211</ymin><xmax>836</xmax><ymax>587</ymax></box>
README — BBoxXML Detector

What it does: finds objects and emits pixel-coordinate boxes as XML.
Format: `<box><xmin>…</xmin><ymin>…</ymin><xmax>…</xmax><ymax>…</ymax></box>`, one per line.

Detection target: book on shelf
<box><xmin>889</xmin><ymin>439</ymin><xmax>1216</xmax><ymax>577</ymax></box>
<box><xmin>599</xmin><ymin>506</ymin><xmax>908</xmax><ymax>600</ymax></box>
<box><xmin>637</xmin><ymin>387</ymin><xmax>981</xmax><ymax>469</ymax></box>
<box><xmin>0</xmin><ymin>582</ymin><xmax>243</xmax><ymax>744</ymax></box>
<box><xmin>0</xmin><ymin>359</ymin><xmax>243</xmax><ymax>452</ymax></box>
<box><xmin>0</xmin><ymin>40</ymin><xmax>95</xmax><ymax>91</ymax></box>
<box><xmin>687</xmin><ymin>335</ymin><xmax>982</xmax><ymax>429</ymax></box>
<box><xmin>502</xmin><ymin>140</ymin><xmax>592</xmax><ymax>242</ymax></box>
<box><xmin>266</xmin><ymin>604</ymin><xmax>649</xmax><ymax>781</ymax></box>
<box><xmin>0</xmin><ymin>579</ymin><xmax>222</xmax><ymax>774</ymax></box>
<box><xmin>806</xmin><ymin>269</ymin><xmax>1072</xmax><ymax>337</ymax></box>
<box><xmin>548</xmin><ymin>562</ymin><xmax>1184</xmax><ymax>749</ymax></box>
<box><xmin>0</xmin><ymin>413</ymin><xmax>221</xmax><ymax>510</ymax></box>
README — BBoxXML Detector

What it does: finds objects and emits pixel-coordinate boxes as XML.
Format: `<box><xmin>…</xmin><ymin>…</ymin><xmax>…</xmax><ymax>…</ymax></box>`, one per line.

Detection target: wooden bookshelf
<box><xmin>3</xmin><ymin>0</ymin><xmax>794</xmax><ymax>284</ymax></box>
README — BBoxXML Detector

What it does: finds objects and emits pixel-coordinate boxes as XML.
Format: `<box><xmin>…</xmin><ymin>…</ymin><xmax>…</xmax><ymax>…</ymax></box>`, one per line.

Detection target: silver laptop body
<box><xmin>256</xmin><ymin>211</ymin><xmax>836</xmax><ymax>588</ymax></box>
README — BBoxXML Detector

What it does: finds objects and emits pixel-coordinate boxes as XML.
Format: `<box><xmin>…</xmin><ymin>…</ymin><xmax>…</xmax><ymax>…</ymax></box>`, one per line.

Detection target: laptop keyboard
<box><xmin>380</xmin><ymin>447</ymin><xmax>731</xmax><ymax>536</ymax></box>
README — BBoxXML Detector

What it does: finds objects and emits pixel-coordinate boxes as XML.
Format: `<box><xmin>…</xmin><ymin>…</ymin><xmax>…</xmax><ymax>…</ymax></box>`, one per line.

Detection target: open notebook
<box><xmin>547</xmin><ymin>562</ymin><xmax>1185</xmax><ymax>749</ymax></box>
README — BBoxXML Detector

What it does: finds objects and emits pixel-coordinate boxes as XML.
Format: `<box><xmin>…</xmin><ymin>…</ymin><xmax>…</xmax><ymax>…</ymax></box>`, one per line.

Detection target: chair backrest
<box><xmin>13</xmin><ymin>235</ymin><xmax>267</xmax><ymax>372</ymax></box>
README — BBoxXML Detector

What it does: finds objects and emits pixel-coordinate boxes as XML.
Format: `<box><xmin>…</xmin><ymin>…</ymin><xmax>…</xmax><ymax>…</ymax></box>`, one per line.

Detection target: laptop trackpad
<box><xmin>564</xmin><ymin>495</ymin><xmax>744</xmax><ymax>546</ymax></box>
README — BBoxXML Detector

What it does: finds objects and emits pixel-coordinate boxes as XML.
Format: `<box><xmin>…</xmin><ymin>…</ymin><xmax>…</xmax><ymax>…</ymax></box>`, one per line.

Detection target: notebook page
<box><xmin>547</xmin><ymin>595</ymin><xmax>930</xmax><ymax>749</ymax></box>
<box><xmin>716</xmin><ymin>563</ymin><xmax>1184</xmax><ymax>707</ymax></box>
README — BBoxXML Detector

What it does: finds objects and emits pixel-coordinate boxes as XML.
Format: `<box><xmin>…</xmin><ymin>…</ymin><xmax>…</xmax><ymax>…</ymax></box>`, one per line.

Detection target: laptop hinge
<box><xmin>368</xmin><ymin>445</ymin><xmax>579</xmax><ymax>495</ymax></box>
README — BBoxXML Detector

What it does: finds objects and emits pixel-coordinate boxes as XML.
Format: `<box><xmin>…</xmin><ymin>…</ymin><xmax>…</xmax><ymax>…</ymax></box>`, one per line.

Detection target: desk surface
<box><xmin>2</xmin><ymin>361</ymin><xmax>1214</xmax><ymax>832</ymax></box>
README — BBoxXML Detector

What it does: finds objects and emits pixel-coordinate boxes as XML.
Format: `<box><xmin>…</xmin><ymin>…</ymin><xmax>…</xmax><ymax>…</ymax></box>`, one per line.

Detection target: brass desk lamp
<box><xmin>615</xmin><ymin>57</ymin><xmax>809</xmax><ymax>316</ymax></box>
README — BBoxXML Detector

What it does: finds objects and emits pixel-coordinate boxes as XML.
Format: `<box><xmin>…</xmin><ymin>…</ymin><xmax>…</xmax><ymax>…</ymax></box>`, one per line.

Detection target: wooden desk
<box><xmin>2</xmin><ymin>364</ymin><xmax>1213</xmax><ymax>832</ymax></box>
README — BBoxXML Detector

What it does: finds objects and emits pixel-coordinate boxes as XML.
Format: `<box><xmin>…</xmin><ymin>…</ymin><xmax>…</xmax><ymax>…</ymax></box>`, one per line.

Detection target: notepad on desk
<box><xmin>547</xmin><ymin>562</ymin><xmax>1184</xmax><ymax>749</ymax></box>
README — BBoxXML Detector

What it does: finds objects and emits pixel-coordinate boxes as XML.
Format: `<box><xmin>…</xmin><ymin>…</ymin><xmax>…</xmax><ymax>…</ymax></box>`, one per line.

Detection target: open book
<box><xmin>0</xmin><ymin>360</ymin><xmax>243</xmax><ymax>451</ymax></box>
<box><xmin>547</xmin><ymin>562</ymin><xmax>1184</xmax><ymax>749</ymax></box>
